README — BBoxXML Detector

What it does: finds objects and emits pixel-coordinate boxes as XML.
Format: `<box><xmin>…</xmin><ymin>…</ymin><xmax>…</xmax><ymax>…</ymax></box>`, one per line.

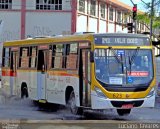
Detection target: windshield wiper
<box><xmin>128</xmin><ymin>47</ymin><xmax>140</xmax><ymax>73</ymax></box>
<box><xmin>108</xmin><ymin>47</ymin><xmax>124</xmax><ymax>73</ymax></box>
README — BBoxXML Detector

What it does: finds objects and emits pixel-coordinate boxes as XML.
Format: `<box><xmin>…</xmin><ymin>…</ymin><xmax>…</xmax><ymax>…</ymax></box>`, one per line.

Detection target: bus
<box><xmin>1</xmin><ymin>33</ymin><xmax>156</xmax><ymax>116</ymax></box>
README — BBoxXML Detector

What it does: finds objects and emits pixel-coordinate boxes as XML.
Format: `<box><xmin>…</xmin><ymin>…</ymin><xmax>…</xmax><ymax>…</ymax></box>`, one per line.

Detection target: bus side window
<box><xmin>48</xmin><ymin>45</ymin><xmax>52</xmax><ymax>69</ymax></box>
<box><xmin>53</xmin><ymin>44</ymin><xmax>63</xmax><ymax>69</ymax></box>
<box><xmin>66</xmin><ymin>43</ymin><xmax>78</xmax><ymax>69</ymax></box>
<box><xmin>19</xmin><ymin>47</ymin><xmax>29</xmax><ymax>68</ymax></box>
<box><xmin>29</xmin><ymin>46</ymin><xmax>37</xmax><ymax>68</ymax></box>
<box><xmin>2</xmin><ymin>47</ymin><xmax>10</xmax><ymax>67</ymax></box>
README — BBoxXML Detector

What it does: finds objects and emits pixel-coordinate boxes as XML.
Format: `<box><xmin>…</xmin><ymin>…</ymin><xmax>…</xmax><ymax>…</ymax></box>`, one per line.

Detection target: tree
<box><xmin>137</xmin><ymin>0</ymin><xmax>160</xmax><ymax>40</ymax></box>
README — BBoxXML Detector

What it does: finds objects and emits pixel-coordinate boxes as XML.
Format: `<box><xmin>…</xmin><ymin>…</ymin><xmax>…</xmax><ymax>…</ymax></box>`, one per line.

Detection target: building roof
<box><xmin>107</xmin><ymin>0</ymin><xmax>143</xmax><ymax>13</ymax></box>
<box><xmin>108</xmin><ymin>0</ymin><xmax>132</xmax><ymax>11</ymax></box>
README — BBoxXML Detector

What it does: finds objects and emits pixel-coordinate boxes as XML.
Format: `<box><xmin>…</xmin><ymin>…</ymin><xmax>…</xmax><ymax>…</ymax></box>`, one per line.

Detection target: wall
<box><xmin>77</xmin><ymin>15</ymin><xmax>87</xmax><ymax>32</ymax></box>
<box><xmin>0</xmin><ymin>12</ymin><xmax>21</xmax><ymax>42</ymax></box>
<box><xmin>12</xmin><ymin>0</ymin><xmax>21</xmax><ymax>10</ymax></box>
<box><xmin>26</xmin><ymin>12</ymin><xmax>72</xmax><ymax>37</ymax></box>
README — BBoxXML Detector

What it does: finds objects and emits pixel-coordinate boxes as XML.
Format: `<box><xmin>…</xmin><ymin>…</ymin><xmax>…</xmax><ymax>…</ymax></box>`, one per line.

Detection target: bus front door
<box><xmin>80</xmin><ymin>49</ymin><xmax>91</xmax><ymax>107</ymax></box>
<box><xmin>37</xmin><ymin>50</ymin><xmax>48</xmax><ymax>102</ymax></box>
<box><xmin>10</xmin><ymin>51</ymin><xmax>18</xmax><ymax>96</ymax></box>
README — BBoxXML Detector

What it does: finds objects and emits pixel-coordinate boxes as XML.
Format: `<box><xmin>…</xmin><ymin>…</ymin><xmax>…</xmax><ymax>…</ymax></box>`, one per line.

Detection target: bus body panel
<box><xmin>29</xmin><ymin>70</ymin><xmax>38</xmax><ymax>100</ymax></box>
<box><xmin>46</xmin><ymin>73</ymin><xmax>80</xmax><ymax>105</ymax></box>
<box><xmin>91</xmin><ymin>90</ymin><xmax>155</xmax><ymax>109</ymax></box>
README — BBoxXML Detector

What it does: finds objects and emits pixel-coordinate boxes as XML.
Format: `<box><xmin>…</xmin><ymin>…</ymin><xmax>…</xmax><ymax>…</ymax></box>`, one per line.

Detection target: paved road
<box><xmin>0</xmin><ymin>92</ymin><xmax>160</xmax><ymax>129</ymax></box>
<box><xmin>0</xmin><ymin>93</ymin><xmax>160</xmax><ymax>121</ymax></box>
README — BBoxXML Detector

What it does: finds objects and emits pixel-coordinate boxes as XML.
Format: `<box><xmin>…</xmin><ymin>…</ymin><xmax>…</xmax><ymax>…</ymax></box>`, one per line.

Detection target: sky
<box><xmin>119</xmin><ymin>0</ymin><xmax>151</xmax><ymax>12</ymax></box>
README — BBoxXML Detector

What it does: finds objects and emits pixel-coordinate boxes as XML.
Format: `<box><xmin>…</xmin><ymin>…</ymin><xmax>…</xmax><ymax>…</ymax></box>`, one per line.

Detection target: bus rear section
<box><xmin>90</xmin><ymin>34</ymin><xmax>156</xmax><ymax>115</ymax></box>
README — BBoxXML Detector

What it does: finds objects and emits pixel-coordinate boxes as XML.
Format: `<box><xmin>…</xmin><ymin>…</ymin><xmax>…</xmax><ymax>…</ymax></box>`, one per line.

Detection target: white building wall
<box><xmin>26</xmin><ymin>12</ymin><xmax>72</xmax><ymax>37</ymax></box>
<box><xmin>0</xmin><ymin>12</ymin><xmax>21</xmax><ymax>63</ymax></box>
<box><xmin>108</xmin><ymin>23</ymin><xmax>114</xmax><ymax>32</ymax></box>
<box><xmin>77</xmin><ymin>15</ymin><xmax>87</xmax><ymax>32</ymax></box>
<box><xmin>12</xmin><ymin>0</ymin><xmax>21</xmax><ymax>10</ymax></box>
<box><xmin>116</xmin><ymin>25</ymin><xmax>122</xmax><ymax>32</ymax></box>
<box><xmin>0</xmin><ymin>12</ymin><xmax>21</xmax><ymax>43</ymax></box>
<box><xmin>88</xmin><ymin>18</ymin><xmax>97</xmax><ymax>33</ymax></box>
<box><xmin>99</xmin><ymin>20</ymin><xmax>106</xmax><ymax>33</ymax></box>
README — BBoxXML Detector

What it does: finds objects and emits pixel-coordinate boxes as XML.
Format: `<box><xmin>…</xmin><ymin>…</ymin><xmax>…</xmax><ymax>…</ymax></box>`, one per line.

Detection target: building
<box><xmin>0</xmin><ymin>0</ymin><xmax>148</xmax><ymax>42</ymax></box>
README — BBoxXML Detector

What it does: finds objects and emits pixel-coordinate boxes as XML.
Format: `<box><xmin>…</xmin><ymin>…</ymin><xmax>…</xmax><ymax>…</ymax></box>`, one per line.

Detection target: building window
<box><xmin>36</xmin><ymin>0</ymin><xmax>62</xmax><ymax>10</ymax></box>
<box><xmin>123</xmin><ymin>13</ymin><xmax>128</xmax><ymax>24</ymax></box>
<box><xmin>79</xmin><ymin>0</ymin><xmax>85</xmax><ymax>13</ymax></box>
<box><xmin>0</xmin><ymin>0</ymin><xmax>12</xmax><ymax>9</ymax></box>
<box><xmin>109</xmin><ymin>8</ymin><xmax>114</xmax><ymax>21</ymax></box>
<box><xmin>117</xmin><ymin>11</ymin><xmax>122</xmax><ymax>23</ymax></box>
<box><xmin>100</xmin><ymin>3</ymin><xmax>105</xmax><ymax>19</ymax></box>
<box><xmin>90</xmin><ymin>0</ymin><xmax>96</xmax><ymax>16</ymax></box>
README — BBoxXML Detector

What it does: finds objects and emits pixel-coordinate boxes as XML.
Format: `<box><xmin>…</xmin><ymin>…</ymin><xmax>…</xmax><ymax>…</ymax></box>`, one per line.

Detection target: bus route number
<box><xmin>113</xmin><ymin>93</ymin><xmax>122</xmax><ymax>99</ymax></box>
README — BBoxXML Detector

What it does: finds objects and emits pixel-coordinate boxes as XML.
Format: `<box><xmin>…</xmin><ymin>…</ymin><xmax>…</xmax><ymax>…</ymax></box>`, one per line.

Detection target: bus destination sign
<box><xmin>94</xmin><ymin>36</ymin><xmax>150</xmax><ymax>46</ymax></box>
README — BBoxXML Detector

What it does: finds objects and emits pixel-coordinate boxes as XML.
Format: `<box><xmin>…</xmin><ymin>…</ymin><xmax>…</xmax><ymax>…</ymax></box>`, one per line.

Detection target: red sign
<box><xmin>121</xmin><ymin>104</ymin><xmax>133</xmax><ymax>109</ymax></box>
<box><xmin>11</xmin><ymin>47</ymin><xmax>19</xmax><ymax>51</ymax></box>
<box><xmin>38</xmin><ymin>45</ymin><xmax>49</xmax><ymax>50</ymax></box>
<box><xmin>128</xmin><ymin>71</ymin><xmax>149</xmax><ymax>77</ymax></box>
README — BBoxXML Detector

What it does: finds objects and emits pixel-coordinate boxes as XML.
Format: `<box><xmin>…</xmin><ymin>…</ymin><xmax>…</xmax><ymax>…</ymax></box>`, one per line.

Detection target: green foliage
<box><xmin>136</xmin><ymin>0</ymin><xmax>160</xmax><ymax>28</ymax></box>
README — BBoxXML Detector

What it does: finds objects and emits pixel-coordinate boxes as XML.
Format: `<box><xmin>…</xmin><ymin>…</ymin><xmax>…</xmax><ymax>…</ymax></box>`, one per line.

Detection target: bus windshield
<box><xmin>94</xmin><ymin>49</ymin><xmax>153</xmax><ymax>85</ymax></box>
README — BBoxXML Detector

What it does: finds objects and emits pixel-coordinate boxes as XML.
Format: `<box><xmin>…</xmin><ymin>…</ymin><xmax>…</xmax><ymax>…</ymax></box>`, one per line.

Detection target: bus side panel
<box><xmin>46</xmin><ymin>72</ymin><xmax>80</xmax><ymax>106</ymax></box>
<box><xmin>17</xmin><ymin>70</ymin><xmax>30</xmax><ymax>98</ymax></box>
<box><xmin>29</xmin><ymin>70</ymin><xmax>38</xmax><ymax>100</ymax></box>
<box><xmin>1</xmin><ymin>73</ymin><xmax>11</xmax><ymax>96</ymax></box>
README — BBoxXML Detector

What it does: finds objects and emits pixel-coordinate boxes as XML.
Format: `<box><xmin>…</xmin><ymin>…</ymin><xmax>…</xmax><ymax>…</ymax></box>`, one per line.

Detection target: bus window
<box><xmin>29</xmin><ymin>46</ymin><xmax>37</xmax><ymax>68</ymax></box>
<box><xmin>66</xmin><ymin>43</ymin><xmax>78</xmax><ymax>69</ymax></box>
<box><xmin>19</xmin><ymin>47</ymin><xmax>29</xmax><ymax>68</ymax></box>
<box><xmin>2</xmin><ymin>47</ymin><xmax>10</xmax><ymax>67</ymax></box>
<box><xmin>53</xmin><ymin>44</ymin><xmax>64</xmax><ymax>69</ymax></box>
<box><xmin>48</xmin><ymin>45</ymin><xmax>52</xmax><ymax>69</ymax></box>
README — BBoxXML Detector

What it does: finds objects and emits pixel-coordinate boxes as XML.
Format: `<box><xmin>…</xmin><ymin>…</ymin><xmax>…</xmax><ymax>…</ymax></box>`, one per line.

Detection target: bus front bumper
<box><xmin>91</xmin><ymin>91</ymin><xmax>155</xmax><ymax>109</ymax></box>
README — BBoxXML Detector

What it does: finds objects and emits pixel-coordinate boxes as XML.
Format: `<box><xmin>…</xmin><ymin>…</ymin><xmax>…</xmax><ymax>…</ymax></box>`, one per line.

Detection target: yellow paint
<box><xmin>38</xmin><ymin>100</ymin><xmax>47</xmax><ymax>103</ymax></box>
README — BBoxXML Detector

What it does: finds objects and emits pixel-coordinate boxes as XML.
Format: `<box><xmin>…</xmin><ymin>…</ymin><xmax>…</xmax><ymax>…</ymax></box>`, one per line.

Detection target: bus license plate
<box><xmin>121</xmin><ymin>104</ymin><xmax>133</xmax><ymax>109</ymax></box>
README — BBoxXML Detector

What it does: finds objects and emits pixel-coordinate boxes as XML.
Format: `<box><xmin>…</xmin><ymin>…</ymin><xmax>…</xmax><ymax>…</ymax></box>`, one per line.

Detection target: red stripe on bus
<box><xmin>2</xmin><ymin>70</ymin><xmax>17</xmax><ymax>77</ymax></box>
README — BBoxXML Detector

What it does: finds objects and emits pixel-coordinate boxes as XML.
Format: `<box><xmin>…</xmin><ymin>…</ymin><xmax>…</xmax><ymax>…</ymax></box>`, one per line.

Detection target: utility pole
<box><xmin>150</xmin><ymin>0</ymin><xmax>155</xmax><ymax>38</ymax></box>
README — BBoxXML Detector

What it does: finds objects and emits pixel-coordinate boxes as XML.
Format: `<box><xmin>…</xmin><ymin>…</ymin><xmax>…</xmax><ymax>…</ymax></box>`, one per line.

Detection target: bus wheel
<box><xmin>21</xmin><ymin>86</ymin><xmax>28</xmax><ymax>99</ymax></box>
<box><xmin>68</xmin><ymin>91</ymin><xmax>83</xmax><ymax>115</ymax></box>
<box><xmin>117</xmin><ymin>109</ymin><xmax>131</xmax><ymax>116</ymax></box>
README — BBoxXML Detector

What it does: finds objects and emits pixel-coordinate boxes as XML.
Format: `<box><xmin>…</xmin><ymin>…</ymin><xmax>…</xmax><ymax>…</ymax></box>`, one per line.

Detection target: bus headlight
<box><xmin>147</xmin><ymin>87</ymin><xmax>155</xmax><ymax>98</ymax></box>
<box><xmin>94</xmin><ymin>87</ymin><xmax>106</xmax><ymax>98</ymax></box>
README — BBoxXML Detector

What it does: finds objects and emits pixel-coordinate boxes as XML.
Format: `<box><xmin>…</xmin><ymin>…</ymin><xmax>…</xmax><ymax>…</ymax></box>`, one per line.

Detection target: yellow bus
<box><xmin>1</xmin><ymin>33</ymin><xmax>156</xmax><ymax>116</ymax></box>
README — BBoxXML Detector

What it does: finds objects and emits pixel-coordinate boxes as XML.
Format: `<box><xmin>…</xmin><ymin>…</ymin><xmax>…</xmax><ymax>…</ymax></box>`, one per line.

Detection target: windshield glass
<box><xmin>94</xmin><ymin>49</ymin><xmax>153</xmax><ymax>85</ymax></box>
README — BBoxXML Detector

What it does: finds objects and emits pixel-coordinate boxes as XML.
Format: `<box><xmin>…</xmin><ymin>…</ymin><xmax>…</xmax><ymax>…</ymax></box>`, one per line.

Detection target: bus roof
<box><xmin>3</xmin><ymin>33</ymin><xmax>149</xmax><ymax>47</ymax></box>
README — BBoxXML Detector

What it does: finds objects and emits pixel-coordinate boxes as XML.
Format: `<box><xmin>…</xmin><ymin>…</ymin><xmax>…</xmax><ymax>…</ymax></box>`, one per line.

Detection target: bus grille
<box><xmin>111</xmin><ymin>100</ymin><xmax>144</xmax><ymax>108</ymax></box>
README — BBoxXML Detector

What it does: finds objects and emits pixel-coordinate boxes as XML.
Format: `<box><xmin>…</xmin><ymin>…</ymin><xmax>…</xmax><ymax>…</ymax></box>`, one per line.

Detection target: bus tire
<box><xmin>21</xmin><ymin>86</ymin><xmax>28</xmax><ymax>99</ymax></box>
<box><xmin>68</xmin><ymin>91</ymin><xmax>83</xmax><ymax>115</ymax></box>
<box><xmin>117</xmin><ymin>109</ymin><xmax>131</xmax><ymax>116</ymax></box>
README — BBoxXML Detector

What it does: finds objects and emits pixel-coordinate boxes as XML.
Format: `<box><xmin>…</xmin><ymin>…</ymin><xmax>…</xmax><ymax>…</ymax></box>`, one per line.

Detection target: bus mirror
<box><xmin>90</xmin><ymin>51</ymin><xmax>94</xmax><ymax>62</ymax></box>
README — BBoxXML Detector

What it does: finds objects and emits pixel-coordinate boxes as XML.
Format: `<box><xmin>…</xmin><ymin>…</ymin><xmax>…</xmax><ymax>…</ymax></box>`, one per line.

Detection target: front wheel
<box><xmin>117</xmin><ymin>109</ymin><xmax>131</xmax><ymax>116</ymax></box>
<box><xmin>68</xmin><ymin>91</ymin><xmax>83</xmax><ymax>115</ymax></box>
